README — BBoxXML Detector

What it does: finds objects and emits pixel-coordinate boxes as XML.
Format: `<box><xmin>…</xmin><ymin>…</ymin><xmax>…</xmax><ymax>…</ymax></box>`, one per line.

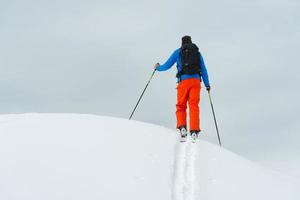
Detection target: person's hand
<box><xmin>206</xmin><ymin>86</ymin><xmax>211</xmax><ymax>91</ymax></box>
<box><xmin>153</xmin><ymin>63</ymin><xmax>160</xmax><ymax>70</ymax></box>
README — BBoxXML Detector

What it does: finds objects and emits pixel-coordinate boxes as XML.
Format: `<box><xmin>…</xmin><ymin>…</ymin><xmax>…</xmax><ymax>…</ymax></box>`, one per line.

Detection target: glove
<box><xmin>153</xmin><ymin>63</ymin><xmax>160</xmax><ymax>70</ymax></box>
<box><xmin>206</xmin><ymin>86</ymin><xmax>211</xmax><ymax>91</ymax></box>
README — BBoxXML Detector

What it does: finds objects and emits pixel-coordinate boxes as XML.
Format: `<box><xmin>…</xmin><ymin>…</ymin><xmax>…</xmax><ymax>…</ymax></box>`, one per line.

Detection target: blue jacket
<box><xmin>156</xmin><ymin>48</ymin><xmax>210</xmax><ymax>87</ymax></box>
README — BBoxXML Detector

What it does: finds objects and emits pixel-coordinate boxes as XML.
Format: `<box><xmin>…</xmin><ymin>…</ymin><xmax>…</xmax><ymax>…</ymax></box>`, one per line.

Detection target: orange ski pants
<box><xmin>176</xmin><ymin>78</ymin><xmax>201</xmax><ymax>131</ymax></box>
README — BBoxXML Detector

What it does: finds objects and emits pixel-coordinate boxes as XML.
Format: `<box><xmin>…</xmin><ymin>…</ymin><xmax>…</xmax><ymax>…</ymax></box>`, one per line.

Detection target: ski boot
<box><xmin>178</xmin><ymin>126</ymin><xmax>188</xmax><ymax>142</ymax></box>
<box><xmin>190</xmin><ymin>130</ymin><xmax>200</xmax><ymax>143</ymax></box>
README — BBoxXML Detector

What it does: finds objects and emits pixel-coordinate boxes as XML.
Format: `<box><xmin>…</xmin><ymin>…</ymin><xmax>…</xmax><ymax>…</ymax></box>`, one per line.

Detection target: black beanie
<box><xmin>181</xmin><ymin>35</ymin><xmax>192</xmax><ymax>46</ymax></box>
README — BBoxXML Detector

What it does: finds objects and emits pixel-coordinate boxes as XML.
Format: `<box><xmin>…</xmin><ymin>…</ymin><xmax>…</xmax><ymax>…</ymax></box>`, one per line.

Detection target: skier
<box><xmin>154</xmin><ymin>36</ymin><xmax>210</xmax><ymax>141</ymax></box>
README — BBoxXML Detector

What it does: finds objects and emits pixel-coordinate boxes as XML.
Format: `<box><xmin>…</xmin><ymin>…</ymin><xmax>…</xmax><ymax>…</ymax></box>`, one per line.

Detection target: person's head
<box><xmin>181</xmin><ymin>35</ymin><xmax>192</xmax><ymax>46</ymax></box>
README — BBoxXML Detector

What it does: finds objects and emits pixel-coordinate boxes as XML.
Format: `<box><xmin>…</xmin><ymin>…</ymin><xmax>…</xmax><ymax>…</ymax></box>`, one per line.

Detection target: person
<box><xmin>154</xmin><ymin>35</ymin><xmax>210</xmax><ymax>140</ymax></box>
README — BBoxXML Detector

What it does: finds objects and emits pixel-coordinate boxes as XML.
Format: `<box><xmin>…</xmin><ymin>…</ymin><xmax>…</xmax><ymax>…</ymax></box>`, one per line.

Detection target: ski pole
<box><xmin>129</xmin><ymin>69</ymin><xmax>156</xmax><ymax>120</ymax></box>
<box><xmin>208</xmin><ymin>90</ymin><xmax>222</xmax><ymax>146</ymax></box>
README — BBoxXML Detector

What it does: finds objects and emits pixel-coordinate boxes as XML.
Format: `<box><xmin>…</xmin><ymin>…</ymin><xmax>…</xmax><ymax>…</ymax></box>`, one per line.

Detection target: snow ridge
<box><xmin>1</xmin><ymin>114</ymin><xmax>299</xmax><ymax>200</ymax></box>
<box><xmin>172</xmin><ymin>139</ymin><xmax>196</xmax><ymax>200</ymax></box>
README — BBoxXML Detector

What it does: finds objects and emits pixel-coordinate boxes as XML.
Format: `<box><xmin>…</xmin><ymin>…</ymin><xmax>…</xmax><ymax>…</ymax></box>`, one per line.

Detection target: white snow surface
<box><xmin>0</xmin><ymin>113</ymin><xmax>299</xmax><ymax>200</ymax></box>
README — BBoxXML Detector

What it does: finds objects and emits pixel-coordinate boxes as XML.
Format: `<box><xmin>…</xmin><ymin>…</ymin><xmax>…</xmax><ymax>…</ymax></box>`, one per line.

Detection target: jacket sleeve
<box><xmin>200</xmin><ymin>54</ymin><xmax>210</xmax><ymax>87</ymax></box>
<box><xmin>156</xmin><ymin>49</ymin><xmax>179</xmax><ymax>71</ymax></box>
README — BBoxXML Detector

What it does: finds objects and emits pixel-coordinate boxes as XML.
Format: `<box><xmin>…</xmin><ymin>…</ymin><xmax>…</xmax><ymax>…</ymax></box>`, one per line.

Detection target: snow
<box><xmin>0</xmin><ymin>113</ymin><xmax>299</xmax><ymax>200</ymax></box>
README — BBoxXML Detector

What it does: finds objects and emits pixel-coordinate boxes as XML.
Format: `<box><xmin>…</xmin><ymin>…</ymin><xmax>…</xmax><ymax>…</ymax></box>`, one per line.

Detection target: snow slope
<box><xmin>0</xmin><ymin>114</ymin><xmax>299</xmax><ymax>200</ymax></box>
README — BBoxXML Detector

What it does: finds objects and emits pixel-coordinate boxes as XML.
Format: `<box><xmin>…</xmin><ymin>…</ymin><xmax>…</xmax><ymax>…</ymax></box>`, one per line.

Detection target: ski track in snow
<box><xmin>172</xmin><ymin>139</ymin><xmax>196</xmax><ymax>200</ymax></box>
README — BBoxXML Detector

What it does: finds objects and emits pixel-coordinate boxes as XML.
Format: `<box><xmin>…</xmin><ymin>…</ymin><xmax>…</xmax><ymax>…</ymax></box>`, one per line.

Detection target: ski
<box><xmin>191</xmin><ymin>132</ymin><xmax>199</xmax><ymax>143</ymax></box>
<box><xmin>179</xmin><ymin>127</ymin><xmax>188</xmax><ymax>142</ymax></box>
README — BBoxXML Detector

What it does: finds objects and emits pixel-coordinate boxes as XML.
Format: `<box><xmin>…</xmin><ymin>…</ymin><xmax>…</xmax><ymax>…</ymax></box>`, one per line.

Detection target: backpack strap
<box><xmin>176</xmin><ymin>49</ymin><xmax>184</xmax><ymax>81</ymax></box>
<box><xmin>176</xmin><ymin>71</ymin><xmax>183</xmax><ymax>82</ymax></box>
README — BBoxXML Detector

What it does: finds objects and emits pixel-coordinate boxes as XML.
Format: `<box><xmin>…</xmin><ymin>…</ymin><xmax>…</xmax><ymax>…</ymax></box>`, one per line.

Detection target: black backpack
<box><xmin>177</xmin><ymin>43</ymin><xmax>201</xmax><ymax>78</ymax></box>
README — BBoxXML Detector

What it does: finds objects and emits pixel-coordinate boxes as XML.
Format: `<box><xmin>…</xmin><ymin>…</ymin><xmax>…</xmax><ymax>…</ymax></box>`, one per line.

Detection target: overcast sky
<box><xmin>1</xmin><ymin>0</ymin><xmax>300</xmax><ymax>176</ymax></box>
